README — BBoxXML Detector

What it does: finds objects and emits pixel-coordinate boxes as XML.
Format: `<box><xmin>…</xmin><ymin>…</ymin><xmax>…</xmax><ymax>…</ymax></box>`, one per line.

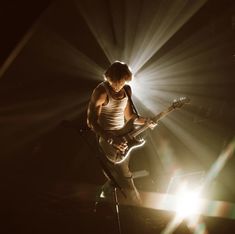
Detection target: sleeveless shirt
<box><xmin>98</xmin><ymin>82</ymin><xmax>128</xmax><ymax>130</ymax></box>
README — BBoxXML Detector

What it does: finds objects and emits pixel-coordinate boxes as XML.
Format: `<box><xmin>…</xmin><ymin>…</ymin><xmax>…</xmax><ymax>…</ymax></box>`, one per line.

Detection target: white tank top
<box><xmin>98</xmin><ymin>82</ymin><xmax>128</xmax><ymax>130</ymax></box>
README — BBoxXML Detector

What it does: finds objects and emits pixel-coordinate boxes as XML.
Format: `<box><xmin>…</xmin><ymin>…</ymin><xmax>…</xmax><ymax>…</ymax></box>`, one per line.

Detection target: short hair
<box><xmin>104</xmin><ymin>61</ymin><xmax>132</xmax><ymax>82</ymax></box>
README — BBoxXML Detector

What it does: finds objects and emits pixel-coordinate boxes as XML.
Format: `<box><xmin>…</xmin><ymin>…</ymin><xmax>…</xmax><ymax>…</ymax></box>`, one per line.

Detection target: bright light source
<box><xmin>128</xmin><ymin>76</ymin><xmax>142</xmax><ymax>95</ymax></box>
<box><xmin>175</xmin><ymin>183</ymin><xmax>202</xmax><ymax>219</ymax></box>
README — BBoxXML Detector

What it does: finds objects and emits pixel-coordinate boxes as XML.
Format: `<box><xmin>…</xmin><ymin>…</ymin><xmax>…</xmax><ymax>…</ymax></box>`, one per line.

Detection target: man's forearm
<box><xmin>133</xmin><ymin>116</ymin><xmax>148</xmax><ymax>125</ymax></box>
<box><xmin>90</xmin><ymin>122</ymin><xmax>109</xmax><ymax>141</ymax></box>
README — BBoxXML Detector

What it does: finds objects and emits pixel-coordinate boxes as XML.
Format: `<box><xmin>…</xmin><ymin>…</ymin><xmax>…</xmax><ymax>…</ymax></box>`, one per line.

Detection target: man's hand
<box><xmin>106</xmin><ymin>134</ymin><xmax>127</xmax><ymax>152</ymax></box>
<box><xmin>134</xmin><ymin>117</ymin><xmax>158</xmax><ymax>129</ymax></box>
<box><xmin>146</xmin><ymin>118</ymin><xmax>158</xmax><ymax>130</ymax></box>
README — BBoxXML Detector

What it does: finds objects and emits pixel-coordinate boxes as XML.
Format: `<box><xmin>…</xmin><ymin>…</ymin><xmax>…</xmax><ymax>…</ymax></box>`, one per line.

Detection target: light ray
<box><xmin>1</xmin><ymin>94</ymin><xmax>89</xmax><ymax>152</ymax></box>
<box><xmin>201</xmin><ymin>138</ymin><xmax>235</xmax><ymax>192</ymax></box>
<box><xmin>159</xmin><ymin>138</ymin><xmax>235</xmax><ymax>233</ymax></box>
<box><xmin>129</xmin><ymin>0</ymin><xmax>208</xmax><ymax>73</ymax></box>
<box><xmin>130</xmin><ymin>27</ymin><xmax>232</xmax><ymax>110</ymax></box>
<box><xmin>34</xmin><ymin>26</ymin><xmax>104</xmax><ymax>80</ymax></box>
<box><xmin>74</xmin><ymin>0</ymin><xmax>119</xmax><ymax>62</ymax></box>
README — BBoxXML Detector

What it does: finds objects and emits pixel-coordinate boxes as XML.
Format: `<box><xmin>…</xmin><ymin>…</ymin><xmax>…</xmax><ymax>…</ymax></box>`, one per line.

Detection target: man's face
<box><xmin>108</xmin><ymin>75</ymin><xmax>132</xmax><ymax>93</ymax></box>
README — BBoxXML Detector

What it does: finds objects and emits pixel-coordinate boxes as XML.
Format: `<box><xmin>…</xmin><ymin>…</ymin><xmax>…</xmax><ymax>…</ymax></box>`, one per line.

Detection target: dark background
<box><xmin>0</xmin><ymin>0</ymin><xmax>235</xmax><ymax>233</ymax></box>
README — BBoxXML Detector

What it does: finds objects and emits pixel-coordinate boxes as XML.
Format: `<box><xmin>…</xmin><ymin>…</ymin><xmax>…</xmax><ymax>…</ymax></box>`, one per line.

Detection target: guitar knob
<box><xmin>136</xmin><ymin>136</ymin><xmax>144</xmax><ymax>142</ymax></box>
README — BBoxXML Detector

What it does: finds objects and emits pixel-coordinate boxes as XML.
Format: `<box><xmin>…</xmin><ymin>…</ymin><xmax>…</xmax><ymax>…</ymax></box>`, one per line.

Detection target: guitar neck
<box><xmin>132</xmin><ymin>105</ymin><xmax>175</xmax><ymax>138</ymax></box>
<box><xmin>152</xmin><ymin>105</ymin><xmax>175</xmax><ymax>123</ymax></box>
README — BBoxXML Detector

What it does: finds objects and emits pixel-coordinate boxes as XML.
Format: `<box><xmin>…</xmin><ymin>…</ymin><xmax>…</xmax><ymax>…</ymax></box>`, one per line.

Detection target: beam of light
<box><xmin>0</xmin><ymin>4</ymin><xmax>107</xmax><ymax>154</ymax></box>
<box><xmin>159</xmin><ymin>138</ymin><xmax>235</xmax><ymax>233</ymax></box>
<box><xmin>202</xmin><ymin>138</ymin><xmax>235</xmax><ymax>191</ymax></box>
<box><xmin>166</xmin><ymin>171</ymin><xmax>205</xmax><ymax>194</ymax></box>
<box><xmin>73</xmin><ymin>183</ymin><xmax>235</xmax><ymax>221</ymax></box>
<box><xmin>149</xmin><ymin>115</ymin><xmax>218</xmax><ymax>170</ymax></box>
<box><xmin>174</xmin><ymin>183</ymin><xmax>202</xmax><ymax>218</ymax></box>
<box><xmin>193</xmin><ymin>222</ymin><xmax>208</xmax><ymax>234</ymax></box>
<box><xmin>73</xmin><ymin>184</ymin><xmax>235</xmax><ymax>234</ymax></box>
<box><xmin>0</xmin><ymin>2</ymin><xmax>53</xmax><ymax>78</ymax></box>
<box><xmin>73</xmin><ymin>0</ymin><xmax>207</xmax><ymax>71</ymax></box>
<box><xmin>131</xmin><ymin>94</ymin><xmax>230</xmax><ymax>192</ymax></box>
<box><xmin>161</xmin><ymin>180</ymin><xmax>204</xmax><ymax>234</ymax></box>
<box><xmin>129</xmin><ymin>191</ymin><xmax>235</xmax><ymax>233</ymax></box>
<box><xmin>36</xmin><ymin>1</ymin><xmax>234</xmax><ymax>233</ymax></box>
<box><xmin>127</xmin><ymin>5</ymin><xmax>233</xmax><ymax>114</ymax></box>
<box><xmin>129</xmin><ymin>0</ymin><xmax>208</xmax><ymax>73</ymax></box>
<box><xmin>33</xmin><ymin>26</ymin><xmax>104</xmax><ymax>80</ymax></box>
<box><xmin>150</xmin><ymin>134</ymin><xmax>182</xmax><ymax>175</ymax></box>
<box><xmin>133</xmin><ymin>110</ymin><xmax>231</xmax><ymax>166</ymax></box>
<box><xmin>74</xmin><ymin>0</ymin><xmax>121</xmax><ymax>63</ymax></box>
<box><xmin>129</xmin><ymin>24</ymin><xmax>233</xmax><ymax>113</ymax></box>
<box><xmin>118</xmin><ymin>189</ymin><xmax>235</xmax><ymax>220</ymax></box>
<box><xmin>135</xmin><ymin>23</ymin><xmax>231</xmax><ymax>78</ymax></box>
<box><xmin>160</xmin><ymin>215</ymin><xmax>184</xmax><ymax>234</ymax></box>
<box><xmin>0</xmin><ymin>93</ymin><xmax>89</xmax><ymax>153</ymax></box>
<box><xmin>0</xmin><ymin>22</ymin><xmax>38</xmax><ymax>78</ymax></box>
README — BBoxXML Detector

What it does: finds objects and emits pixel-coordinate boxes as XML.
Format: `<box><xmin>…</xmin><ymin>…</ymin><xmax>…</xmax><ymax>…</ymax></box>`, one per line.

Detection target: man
<box><xmin>87</xmin><ymin>61</ymin><xmax>155</xmax><ymax>204</ymax></box>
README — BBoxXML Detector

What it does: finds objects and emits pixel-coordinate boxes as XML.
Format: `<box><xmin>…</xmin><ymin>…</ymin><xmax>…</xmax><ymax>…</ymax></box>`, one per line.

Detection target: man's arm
<box><xmin>87</xmin><ymin>85</ymin><xmax>110</xmax><ymax>141</ymax></box>
<box><xmin>88</xmin><ymin>84</ymin><xmax>128</xmax><ymax>151</ymax></box>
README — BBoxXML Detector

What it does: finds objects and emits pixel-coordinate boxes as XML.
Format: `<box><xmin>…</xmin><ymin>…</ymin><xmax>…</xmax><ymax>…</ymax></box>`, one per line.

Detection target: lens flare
<box><xmin>175</xmin><ymin>183</ymin><xmax>202</xmax><ymax>219</ymax></box>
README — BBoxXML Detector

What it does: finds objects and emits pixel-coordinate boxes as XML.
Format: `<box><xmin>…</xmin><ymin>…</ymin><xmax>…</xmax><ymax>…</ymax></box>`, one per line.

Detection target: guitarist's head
<box><xmin>104</xmin><ymin>61</ymin><xmax>132</xmax><ymax>93</ymax></box>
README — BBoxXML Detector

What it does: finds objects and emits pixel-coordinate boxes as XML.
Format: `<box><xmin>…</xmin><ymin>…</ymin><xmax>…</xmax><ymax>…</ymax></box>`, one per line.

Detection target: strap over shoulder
<box><xmin>123</xmin><ymin>85</ymin><xmax>139</xmax><ymax>117</ymax></box>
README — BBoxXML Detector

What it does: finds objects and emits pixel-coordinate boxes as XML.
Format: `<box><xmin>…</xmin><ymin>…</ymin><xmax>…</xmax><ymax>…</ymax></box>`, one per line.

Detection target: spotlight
<box><xmin>175</xmin><ymin>183</ymin><xmax>202</xmax><ymax>219</ymax></box>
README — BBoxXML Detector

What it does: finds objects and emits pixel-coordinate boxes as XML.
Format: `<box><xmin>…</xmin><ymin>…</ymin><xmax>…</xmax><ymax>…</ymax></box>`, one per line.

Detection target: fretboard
<box><xmin>131</xmin><ymin>105</ymin><xmax>175</xmax><ymax>138</ymax></box>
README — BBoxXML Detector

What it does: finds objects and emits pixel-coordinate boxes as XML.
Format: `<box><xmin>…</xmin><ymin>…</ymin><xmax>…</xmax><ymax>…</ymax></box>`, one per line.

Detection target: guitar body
<box><xmin>98</xmin><ymin>96</ymin><xmax>190</xmax><ymax>164</ymax></box>
<box><xmin>99</xmin><ymin>119</ymin><xmax>145</xmax><ymax>164</ymax></box>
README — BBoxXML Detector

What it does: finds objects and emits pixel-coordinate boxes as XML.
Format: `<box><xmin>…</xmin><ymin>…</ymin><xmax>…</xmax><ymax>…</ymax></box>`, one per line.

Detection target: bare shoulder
<box><xmin>91</xmin><ymin>82</ymin><xmax>107</xmax><ymax>104</ymax></box>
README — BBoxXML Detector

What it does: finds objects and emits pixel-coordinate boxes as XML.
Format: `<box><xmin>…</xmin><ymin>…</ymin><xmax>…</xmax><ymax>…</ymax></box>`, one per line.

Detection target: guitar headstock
<box><xmin>171</xmin><ymin>97</ymin><xmax>190</xmax><ymax>109</ymax></box>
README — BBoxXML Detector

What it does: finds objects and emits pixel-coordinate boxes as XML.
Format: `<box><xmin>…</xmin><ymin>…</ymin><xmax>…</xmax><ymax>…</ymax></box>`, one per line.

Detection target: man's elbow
<box><xmin>87</xmin><ymin>118</ymin><xmax>93</xmax><ymax>129</ymax></box>
<box><xmin>87</xmin><ymin>117</ymin><xmax>98</xmax><ymax>131</ymax></box>
<box><xmin>87</xmin><ymin>119</ymin><xmax>91</xmax><ymax>127</ymax></box>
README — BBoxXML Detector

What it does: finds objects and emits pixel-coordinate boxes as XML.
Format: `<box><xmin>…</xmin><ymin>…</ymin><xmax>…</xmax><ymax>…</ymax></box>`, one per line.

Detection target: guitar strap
<box><xmin>124</xmin><ymin>85</ymin><xmax>139</xmax><ymax>118</ymax></box>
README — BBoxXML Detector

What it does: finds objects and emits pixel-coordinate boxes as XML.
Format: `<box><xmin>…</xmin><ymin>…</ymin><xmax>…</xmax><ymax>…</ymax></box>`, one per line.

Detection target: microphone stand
<box><xmin>95</xmin><ymin>151</ymin><xmax>125</xmax><ymax>234</ymax></box>
<box><xmin>62</xmin><ymin>120</ymin><xmax>125</xmax><ymax>234</ymax></box>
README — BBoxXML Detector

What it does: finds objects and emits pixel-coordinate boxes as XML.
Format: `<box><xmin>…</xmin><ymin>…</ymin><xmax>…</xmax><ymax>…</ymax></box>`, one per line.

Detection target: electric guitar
<box><xmin>99</xmin><ymin>97</ymin><xmax>190</xmax><ymax>164</ymax></box>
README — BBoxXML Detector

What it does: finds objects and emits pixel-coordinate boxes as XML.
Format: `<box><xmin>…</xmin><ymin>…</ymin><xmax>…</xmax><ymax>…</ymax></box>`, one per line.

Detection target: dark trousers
<box><xmin>98</xmin><ymin>154</ymin><xmax>141</xmax><ymax>205</ymax></box>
